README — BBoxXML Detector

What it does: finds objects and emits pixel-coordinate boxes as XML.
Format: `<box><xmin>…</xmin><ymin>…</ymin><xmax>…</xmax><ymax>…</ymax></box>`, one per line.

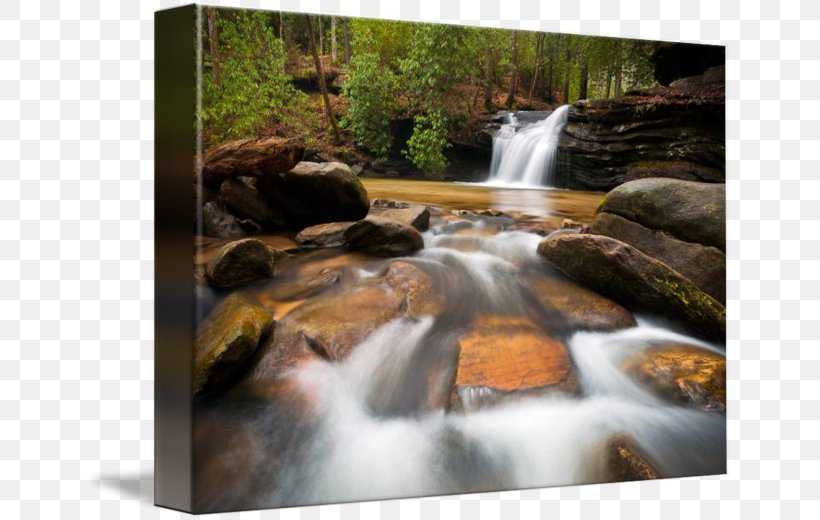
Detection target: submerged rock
<box><xmin>537</xmin><ymin>234</ymin><xmax>725</xmax><ymax>342</ymax></box>
<box><xmin>596</xmin><ymin>178</ymin><xmax>725</xmax><ymax>251</ymax></box>
<box><xmin>295</xmin><ymin>221</ymin><xmax>356</xmax><ymax>248</ymax></box>
<box><xmin>526</xmin><ymin>276</ymin><xmax>637</xmax><ymax>332</ymax></box>
<box><xmin>604</xmin><ymin>435</ymin><xmax>659</xmax><ymax>482</ymax></box>
<box><xmin>450</xmin><ymin>315</ymin><xmax>576</xmax><ymax>411</ymax></box>
<box><xmin>201</xmin><ymin>201</ymin><xmax>245</xmax><ymax>238</ymax></box>
<box><xmin>369</xmin><ymin>204</ymin><xmax>431</xmax><ymax>231</ymax></box>
<box><xmin>205</xmin><ymin>238</ymin><xmax>287</xmax><ymax>288</ymax></box>
<box><xmin>622</xmin><ymin>343</ymin><xmax>726</xmax><ymax>412</ymax></box>
<box><xmin>245</xmin><ymin>262</ymin><xmax>443</xmax><ymax>396</ymax></box>
<box><xmin>344</xmin><ymin>215</ymin><xmax>424</xmax><ymax>257</ymax></box>
<box><xmin>193</xmin><ymin>294</ymin><xmax>273</xmax><ymax>397</ymax></box>
<box><xmin>256</xmin><ymin>161</ymin><xmax>370</xmax><ymax>227</ymax></box>
<box><xmin>590</xmin><ymin>211</ymin><xmax>725</xmax><ymax>303</ymax></box>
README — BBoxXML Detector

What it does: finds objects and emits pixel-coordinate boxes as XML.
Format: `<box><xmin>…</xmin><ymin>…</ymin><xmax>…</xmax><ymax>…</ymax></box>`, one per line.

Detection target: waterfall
<box><xmin>488</xmin><ymin>105</ymin><xmax>569</xmax><ymax>187</ymax></box>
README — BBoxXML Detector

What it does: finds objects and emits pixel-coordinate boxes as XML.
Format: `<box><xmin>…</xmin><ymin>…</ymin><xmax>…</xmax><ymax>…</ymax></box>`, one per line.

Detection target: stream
<box><xmin>193</xmin><ymin>180</ymin><xmax>726</xmax><ymax>511</ymax></box>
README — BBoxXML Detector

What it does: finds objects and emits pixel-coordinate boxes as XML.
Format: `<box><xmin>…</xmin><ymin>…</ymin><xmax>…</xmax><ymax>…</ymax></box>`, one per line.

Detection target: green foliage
<box><xmin>402</xmin><ymin>109</ymin><xmax>451</xmax><ymax>179</ymax></box>
<box><xmin>400</xmin><ymin>24</ymin><xmax>470</xmax><ymax>111</ymax></box>
<box><xmin>341</xmin><ymin>48</ymin><xmax>398</xmax><ymax>158</ymax></box>
<box><xmin>201</xmin><ymin>10</ymin><xmax>306</xmax><ymax>146</ymax></box>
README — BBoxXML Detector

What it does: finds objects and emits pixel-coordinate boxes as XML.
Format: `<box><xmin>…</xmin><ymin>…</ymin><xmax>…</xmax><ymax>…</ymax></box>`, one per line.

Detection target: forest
<box><xmin>199</xmin><ymin>8</ymin><xmax>657</xmax><ymax>178</ymax></box>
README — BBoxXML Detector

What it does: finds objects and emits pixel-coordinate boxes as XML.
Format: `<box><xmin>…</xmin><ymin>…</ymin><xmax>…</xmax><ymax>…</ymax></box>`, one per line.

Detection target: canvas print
<box><xmin>161</xmin><ymin>5</ymin><xmax>725</xmax><ymax>513</ymax></box>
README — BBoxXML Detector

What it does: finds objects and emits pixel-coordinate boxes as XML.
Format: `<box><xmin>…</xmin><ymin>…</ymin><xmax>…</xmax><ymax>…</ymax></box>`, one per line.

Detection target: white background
<box><xmin>1</xmin><ymin>0</ymin><xmax>818</xmax><ymax>518</ymax></box>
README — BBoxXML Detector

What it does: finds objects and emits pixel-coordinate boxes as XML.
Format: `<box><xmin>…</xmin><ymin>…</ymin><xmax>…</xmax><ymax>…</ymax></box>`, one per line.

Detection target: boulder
<box><xmin>245</xmin><ymin>262</ymin><xmax>443</xmax><ymax>394</ymax></box>
<box><xmin>450</xmin><ymin>315</ymin><xmax>576</xmax><ymax>410</ymax></box>
<box><xmin>219</xmin><ymin>177</ymin><xmax>286</xmax><ymax>229</ymax></box>
<box><xmin>526</xmin><ymin>276</ymin><xmax>637</xmax><ymax>332</ymax></box>
<box><xmin>201</xmin><ymin>137</ymin><xmax>305</xmax><ymax>187</ymax></box>
<box><xmin>369</xmin><ymin>204</ymin><xmax>431</xmax><ymax>231</ymax></box>
<box><xmin>256</xmin><ymin>162</ymin><xmax>370</xmax><ymax>227</ymax></box>
<box><xmin>507</xmin><ymin>221</ymin><xmax>556</xmax><ymax>236</ymax></box>
<box><xmin>537</xmin><ymin>234</ymin><xmax>725</xmax><ymax>342</ymax></box>
<box><xmin>201</xmin><ymin>201</ymin><xmax>245</xmax><ymax>238</ymax></box>
<box><xmin>597</xmin><ymin>178</ymin><xmax>725</xmax><ymax>251</ymax></box>
<box><xmin>590</xmin><ymin>212</ymin><xmax>725</xmax><ymax>302</ymax></box>
<box><xmin>193</xmin><ymin>294</ymin><xmax>273</xmax><ymax>396</ymax></box>
<box><xmin>622</xmin><ymin>343</ymin><xmax>726</xmax><ymax>412</ymax></box>
<box><xmin>604</xmin><ymin>435</ymin><xmax>659</xmax><ymax>482</ymax></box>
<box><xmin>344</xmin><ymin>215</ymin><xmax>424</xmax><ymax>257</ymax></box>
<box><xmin>205</xmin><ymin>238</ymin><xmax>287</xmax><ymax>288</ymax></box>
<box><xmin>194</xmin><ymin>184</ymin><xmax>218</xmax><ymax>222</ymax></box>
<box><xmin>556</xmin><ymin>84</ymin><xmax>725</xmax><ymax>190</ymax></box>
<box><xmin>295</xmin><ymin>221</ymin><xmax>356</xmax><ymax>248</ymax></box>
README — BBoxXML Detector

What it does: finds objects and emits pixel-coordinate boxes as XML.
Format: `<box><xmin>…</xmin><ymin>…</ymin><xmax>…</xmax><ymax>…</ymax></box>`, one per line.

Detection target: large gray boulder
<box><xmin>256</xmin><ymin>162</ymin><xmax>370</xmax><ymax>227</ymax></box>
<box><xmin>219</xmin><ymin>177</ymin><xmax>286</xmax><ymax>229</ymax></box>
<box><xmin>205</xmin><ymin>238</ymin><xmax>288</xmax><ymax>288</ymax></box>
<box><xmin>596</xmin><ymin>178</ymin><xmax>725</xmax><ymax>251</ymax></box>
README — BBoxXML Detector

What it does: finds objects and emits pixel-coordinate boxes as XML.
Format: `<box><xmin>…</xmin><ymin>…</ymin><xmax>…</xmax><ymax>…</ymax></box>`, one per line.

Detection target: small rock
<box><xmin>351</xmin><ymin>164</ymin><xmax>364</xmax><ymax>176</ymax></box>
<box><xmin>508</xmin><ymin>221</ymin><xmax>556</xmax><ymax>236</ymax></box>
<box><xmin>605</xmin><ymin>435</ymin><xmax>659</xmax><ymax>482</ymax></box>
<box><xmin>201</xmin><ymin>201</ymin><xmax>245</xmax><ymax>238</ymax></box>
<box><xmin>344</xmin><ymin>215</ymin><xmax>424</xmax><ymax>257</ymax></box>
<box><xmin>205</xmin><ymin>238</ymin><xmax>287</xmax><ymax>288</ymax></box>
<box><xmin>193</xmin><ymin>294</ymin><xmax>273</xmax><ymax>397</ymax></box>
<box><xmin>561</xmin><ymin>218</ymin><xmax>584</xmax><ymax>229</ymax></box>
<box><xmin>295</xmin><ymin>221</ymin><xmax>356</xmax><ymax>248</ymax></box>
<box><xmin>369</xmin><ymin>204</ymin><xmax>431</xmax><ymax>231</ymax></box>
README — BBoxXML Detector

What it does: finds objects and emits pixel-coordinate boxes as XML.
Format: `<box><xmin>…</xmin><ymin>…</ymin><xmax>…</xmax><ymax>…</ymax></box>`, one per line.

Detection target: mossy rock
<box><xmin>537</xmin><ymin>234</ymin><xmax>725</xmax><ymax>342</ymax></box>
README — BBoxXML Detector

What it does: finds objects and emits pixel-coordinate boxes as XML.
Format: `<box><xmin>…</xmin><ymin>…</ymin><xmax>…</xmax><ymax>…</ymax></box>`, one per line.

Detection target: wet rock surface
<box><xmin>205</xmin><ymin>238</ymin><xmax>288</xmax><ymax>288</ymax></box>
<box><xmin>344</xmin><ymin>215</ymin><xmax>425</xmax><ymax>257</ymax></box>
<box><xmin>537</xmin><ymin>234</ymin><xmax>725</xmax><ymax>341</ymax></box>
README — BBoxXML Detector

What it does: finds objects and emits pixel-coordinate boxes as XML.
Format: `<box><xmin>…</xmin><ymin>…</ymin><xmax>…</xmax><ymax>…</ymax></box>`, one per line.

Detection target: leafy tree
<box><xmin>341</xmin><ymin>46</ymin><xmax>399</xmax><ymax>158</ymax></box>
<box><xmin>201</xmin><ymin>9</ymin><xmax>305</xmax><ymax>146</ymax></box>
<box><xmin>402</xmin><ymin>109</ymin><xmax>450</xmax><ymax>179</ymax></box>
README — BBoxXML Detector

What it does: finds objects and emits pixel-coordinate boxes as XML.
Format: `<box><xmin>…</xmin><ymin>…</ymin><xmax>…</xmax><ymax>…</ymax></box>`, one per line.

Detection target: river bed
<box><xmin>192</xmin><ymin>179</ymin><xmax>725</xmax><ymax>512</ymax></box>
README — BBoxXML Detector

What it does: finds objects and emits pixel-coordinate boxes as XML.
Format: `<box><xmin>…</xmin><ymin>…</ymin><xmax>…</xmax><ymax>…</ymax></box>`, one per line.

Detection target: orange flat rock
<box><xmin>455</xmin><ymin>315</ymin><xmax>571</xmax><ymax>392</ymax></box>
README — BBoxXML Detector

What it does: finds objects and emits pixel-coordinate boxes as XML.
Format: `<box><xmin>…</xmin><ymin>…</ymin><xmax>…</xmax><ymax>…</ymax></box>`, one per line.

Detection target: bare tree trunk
<box><xmin>562</xmin><ymin>35</ymin><xmax>572</xmax><ymax>104</ymax></box>
<box><xmin>305</xmin><ymin>15</ymin><xmax>341</xmax><ymax>143</ymax></box>
<box><xmin>484</xmin><ymin>42</ymin><xmax>494</xmax><ymax>111</ymax></box>
<box><xmin>279</xmin><ymin>11</ymin><xmax>284</xmax><ymax>42</ymax></box>
<box><xmin>318</xmin><ymin>17</ymin><xmax>324</xmax><ymax>56</ymax></box>
<box><xmin>206</xmin><ymin>8</ymin><xmax>220</xmax><ymax>84</ymax></box>
<box><xmin>528</xmin><ymin>33</ymin><xmax>544</xmax><ymax>103</ymax></box>
<box><xmin>605</xmin><ymin>68</ymin><xmax>612</xmax><ymax>98</ymax></box>
<box><xmin>547</xmin><ymin>54</ymin><xmax>554</xmax><ymax>103</ymax></box>
<box><xmin>331</xmin><ymin>17</ymin><xmax>337</xmax><ymax>63</ymax></box>
<box><xmin>505</xmin><ymin>31</ymin><xmax>519</xmax><ymax>108</ymax></box>
<box><xmin>343</xmin><ymin>18</ymin><xmax>351</xmax><ymax>65</ymax></box>
<box><xmin>614</xmin><ymin>66</ymin><xmax>623</xmax><ymax>97</ymax></box>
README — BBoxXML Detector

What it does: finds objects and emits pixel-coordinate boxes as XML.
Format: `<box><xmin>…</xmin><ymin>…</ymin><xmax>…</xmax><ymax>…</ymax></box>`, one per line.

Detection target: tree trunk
<box><xmin>343</xmin><ymin>18</ymin><xmax>351</xmax><ymax>65</ymax></box>
<box><xmin>206</xmin><ymin>8</ymin><xmax>220</xmax><ymax>84</ymax></box>
<box><xmin>484</xmin><ymin>42</ymin><xmax>494</xmax><ymax>111</ymax></box>
<box><xmin>305</xmin><ymin>15</ymin><xmax>341</xmax><ymax>142</ymax></box>
<box><xmin>331</xmin><ymin>17</ymin><xmax>338</xmax><ymax>63</ymax></box>
<box><xmin>605</xmin><ymin>68</ymin><xmax>612</xmax><ymax>98</ymax></box>
<box><xmin>279</xmin><ymin>12</ymin><xmax>284</xmax><ymax>42</ymax></box>
<box><xmin>547</xmin><ymin>54</ymin><xmax>554</xmax><ymax>103</ymax></box>
<box><xmin>614</xmin><ymin>67</ymin><xmax>623</xmax><ymax>97</ymax></box>
<box><xmin>505</xmin><ymin>31</ymin><xmax>519</xmax><ymax>108</ymax></box>
<box><xmin>202</xmin><ymin>137</ymin><xmax>305</xmax><ymax>187</ymax></box>
<box><xmin>578</xmin><ymin>62</ymin><xmax>588</xmax><ymax>100</ymax></box>
<box><xmin>528</xmin><ymin>33</ymin><xmax>544</xmax><ymax>103</ymax></box>
<box><xmin>318</xmin><ymin>17</ymin><xmax>324</xmax><ymax>56</ymax></box>
<box><xmin>563</xmin><ymin>40</ymin><xmax>571</xmax><ymax>104</ymax></box>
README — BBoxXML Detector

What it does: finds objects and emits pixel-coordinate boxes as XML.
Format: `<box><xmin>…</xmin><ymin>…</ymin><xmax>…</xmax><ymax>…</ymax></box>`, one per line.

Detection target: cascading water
<box><xmin>487</xmin><ymin>105</ymin><xmax>569</xmax><ymax>187</ymax></box>
<box><xmin>194</xmin><ymin>206</ymin><xmax>725</xmax><ymax>511</ymax></box>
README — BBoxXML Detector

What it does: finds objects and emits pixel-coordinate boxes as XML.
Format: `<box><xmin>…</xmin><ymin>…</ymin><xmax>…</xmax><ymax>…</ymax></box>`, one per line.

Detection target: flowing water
<box><xmin>193</xmin><ymin>180</ymin><xmax>725</xmax><ymax>511</ymax></box>
<box><xmin>486</xmin><ymin>105</ymin><xmax>570</xmax><ymax>187</ymax></box>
